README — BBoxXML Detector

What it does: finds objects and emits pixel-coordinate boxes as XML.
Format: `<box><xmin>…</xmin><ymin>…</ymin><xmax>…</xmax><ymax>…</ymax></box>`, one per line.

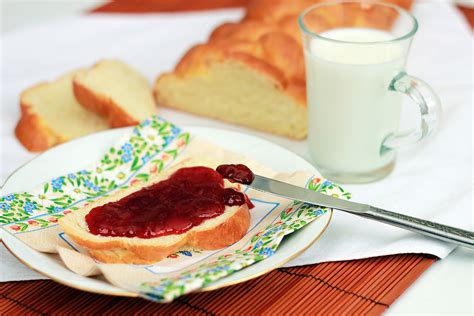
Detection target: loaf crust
<box><xmin>15</xmin><ymin>86</ymin><xmax>65</xmax><ymax>152</ymax></box>
<box><xmin>73</xmin><ymin>80</ymin><xmax>137</xmax><ymax>128</ymax></box>
<box><xmin>62</xmin><ymin>205</ymin><xmax>250</xmax><ymax>264</ymax></box>
<box><xmin>73</xmin><ymin>59</ymin><xmax>156</xmax><ymax>128</ymax></box>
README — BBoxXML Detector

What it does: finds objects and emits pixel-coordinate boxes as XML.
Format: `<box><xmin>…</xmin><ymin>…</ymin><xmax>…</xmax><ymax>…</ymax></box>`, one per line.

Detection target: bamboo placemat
<box><xmin>0</xmin><ymin>254</ymin><xmax>436</xmax><ymax>315</ymax></box>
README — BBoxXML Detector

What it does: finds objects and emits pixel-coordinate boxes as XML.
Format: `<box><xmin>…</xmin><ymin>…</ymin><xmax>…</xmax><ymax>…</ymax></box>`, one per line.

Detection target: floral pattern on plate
<box><xmin>0</xmin><ymin>115</ymin><xmax>351</xmax><ymax>302</ymax></box>
<box><xmin>139</xmin><ymin>178</ymin><xmax>350</xmax><ymax>302</ymax></box>
<box><xmin>0</xmin><ymin>116</ymin><xmax>189</xmax><ymax>233</ymax></box>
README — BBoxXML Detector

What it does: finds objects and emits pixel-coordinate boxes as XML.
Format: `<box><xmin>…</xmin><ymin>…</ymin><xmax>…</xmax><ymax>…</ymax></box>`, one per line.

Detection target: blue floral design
<box><xmin>4</xmin><ymin>195</ymin><xmax>15</xmax><ymax>201</ymax></box>
<box><xmin>140</xmin><ymin>119</ymin><xmax>151</xmax><ymax>127</ymax></box>
<box><xmin>0</xmin><ymin>202</ymin><xmax>10</xmax><ymax>210</ymax></box>
<box><xmin>263</xmin><ymin>228</ymin><xmax>277</xmax><ymax>237</ymax></box>
<box><xmin>253</xmin><ymin>241</ymin><xmax>263</xmax><ymax>250</ymax></box>
<box><xmin>53</xmin><ymin>207</ymin><xmax>63</xmax><ymax>212</ymax></box>
<box><xmin>312</xmin><ymin>209</ymin><xmax>324</xmax><ymax>217</ymax></box>
<box><xmin>259</xmin><ymin>247</ymin><xmax>275</xmax><ymax>257</ymax></box>
<box><xmin>23</xmin><ymin>201</ymin><xmax>36</xmax><ymax>213</ymax></box>
<box><xmin>141</xmin><ymin>154</ymin><xmax>151</xmax><ymax>164</ymax></box>
<box><xmin>209</xmin><ymin>266</ymin><xmax>229</xmax><ymax>273</ymax></box>
<box><xmin>121</xmin><ymin>153</ymin><xmax>132</xmax><ymax>163</ymax></box>
<box><xmin>78</xmin><ymin>170</ymin><xmax>88</xmax><ymax>175</ymax></box>
<box><xmin>162</xmin><ymin>136</ymin><xmax>174</xmax><ymax>147</ymax></box>
<box><xmin>67</xmin><ymin>173</ymin><xmax>76</xmax><ymax>179</ymax></box>
<box><xmin>52</xmin><ymin>177</ymin><xmax>64</xmax><ymax>190</ymax></box>
<box><xmin>92</xmin><ymin>186</ymin><xmax>101</xmax><ymax>192</ymax></box>
<box><xmin>322</xmin><ymin>180</ymin><xmax>332</xmax><ymax>188</ymax></box>
<box><xmin>121</xmin><ymin>143</ymin><xmax>133</xmax><ymax>153</ymax></box>
<box><xmin>133</xmin><ymin>128</ymin><xmax>140</xmax><ymax>136</ymax></box>
<box><xmin>84</xmin><ymin>180</ymin><xmax>94</xmax><ymax>189</ymax></box>
<box><xmin>170</xmin><ymin>126</ymin><xmax>181</xmax><ymax>135</ymax></box>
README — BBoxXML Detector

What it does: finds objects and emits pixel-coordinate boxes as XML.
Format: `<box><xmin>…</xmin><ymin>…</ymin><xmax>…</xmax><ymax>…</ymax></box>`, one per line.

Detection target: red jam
<box><xmin>85</xmin><ymin>167</ymin><xmax>254</xmax><ymax>239</ymax></box>
<box><xmin>216</xmin><ymin>164</ymin><xmax>255</xmax><ymax>185</ymax></box>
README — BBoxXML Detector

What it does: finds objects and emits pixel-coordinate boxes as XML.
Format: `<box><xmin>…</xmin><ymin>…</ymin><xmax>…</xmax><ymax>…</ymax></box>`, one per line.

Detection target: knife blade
<box><xmin>250</xmin><ymin>174</ymin><xmax>474</xmax><ymax>249</ymax></box>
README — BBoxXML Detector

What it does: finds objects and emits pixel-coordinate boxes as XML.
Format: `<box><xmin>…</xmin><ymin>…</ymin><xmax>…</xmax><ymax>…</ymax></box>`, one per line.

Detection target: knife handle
<box><xmin>359</xmin><ymin>207</ymin><xmax>474</xmax><ymax>248</ymax></box>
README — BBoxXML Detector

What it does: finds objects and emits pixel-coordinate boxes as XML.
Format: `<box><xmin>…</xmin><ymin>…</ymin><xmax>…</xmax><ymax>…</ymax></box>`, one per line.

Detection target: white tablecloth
<box><xmin>1</xmin><ymin>2</ymin><xmax>472</xmax><ymax>282</ymax></box>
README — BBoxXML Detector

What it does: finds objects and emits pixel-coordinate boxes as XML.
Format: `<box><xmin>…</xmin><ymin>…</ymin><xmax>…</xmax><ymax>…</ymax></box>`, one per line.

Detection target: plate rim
<box><xmin>0</xmin><ymin>237</ymin><xmax>139</xmax><ymax>297</ymax></box>
<box><xmin>1</xmin><ymin>126</ymin><xmax>332</xmax><ymax>297</ymax></box>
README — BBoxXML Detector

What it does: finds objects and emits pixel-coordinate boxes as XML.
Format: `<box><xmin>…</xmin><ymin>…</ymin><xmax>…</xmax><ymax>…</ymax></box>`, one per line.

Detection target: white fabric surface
<box><xmin>0</xmin><ymin>2</ymin><xmax>472</xmax><ymax>282</ymax></box>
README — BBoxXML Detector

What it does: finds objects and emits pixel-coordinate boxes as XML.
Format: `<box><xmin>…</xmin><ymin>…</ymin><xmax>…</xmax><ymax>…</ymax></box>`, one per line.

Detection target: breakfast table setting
<box><xmin>1</xmin><ymin>0</ymin><xmax>473</xmax><ymax>314</ymax></box>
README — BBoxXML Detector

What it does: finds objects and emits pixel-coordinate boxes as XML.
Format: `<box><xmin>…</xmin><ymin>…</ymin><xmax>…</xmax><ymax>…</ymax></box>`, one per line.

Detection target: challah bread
<box><xmin>154</xmin><ymin>0</ymin><xmax>413</xmax><ymax>139</ymax></box>
<box><xmin>59</xmin><ymin>162</ymin><xmax>251</xmax><ymax>264</ymax></box>
<box><xmin>155</xmin><ymin>21</ymin><xmax>307</xmax><ymax>139</ymax></box>
<box><xmin>73</xmin><ymin>59</ymin><xmax>157</xmax><ymax>127</ymax></box>
<box><xmin>15</xmin><ymin>71</ymin><xmax>109</xmax><ymax>152</ymax></box>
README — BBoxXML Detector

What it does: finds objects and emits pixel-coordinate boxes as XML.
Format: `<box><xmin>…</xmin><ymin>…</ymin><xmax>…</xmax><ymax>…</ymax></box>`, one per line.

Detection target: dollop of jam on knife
<box><xmin>86</xmin><ymin>166</ymin><xmax>253</xmax><ymax>239</ymax></box>
<box><xmin>216</xmin><ymin>164</ymin><xmax>255</xmax><ymax>185</ymax></box>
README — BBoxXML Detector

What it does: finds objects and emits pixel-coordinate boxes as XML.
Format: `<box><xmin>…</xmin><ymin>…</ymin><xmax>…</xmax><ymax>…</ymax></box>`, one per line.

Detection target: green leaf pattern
<box><xmin>0</xmin><ymin>116</ymin><xmax>351</xmax><ymax>303</ymax></box>
<box><xmin>139</xmin><ymin>177</ymin><xmax>349</xmax><ymax>302</ymax></box>
<box><xmin>1</xmin><ymin>116</ymin><xmax>189</xmax><ymax>232</ymax></box>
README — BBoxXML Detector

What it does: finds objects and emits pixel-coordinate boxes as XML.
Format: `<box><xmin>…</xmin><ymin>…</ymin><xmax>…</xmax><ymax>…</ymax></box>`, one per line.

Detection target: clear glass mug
<box><xmin>299</xmin><ymin>0</ymin><xmax>441</xmax><ymax>183</ymax></box>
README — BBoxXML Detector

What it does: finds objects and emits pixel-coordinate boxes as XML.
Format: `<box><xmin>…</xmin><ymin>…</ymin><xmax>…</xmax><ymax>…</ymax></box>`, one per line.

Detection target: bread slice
<box><xmin>155</xmin><ymin>23</ymin><xmax>307</xmax><ymax>139</ymax></box>
<box><xmin>73</xmin><ymin>59</ymin><xmax>157</xmax><ymax>127</ymax></box>
<box><xmin>59</xmin><ymin>163</ymin><xmax>251</xmax><ymax>264</ymax></box>
<box><xmin>15</xmin><ymin>71</ymin><xmax>109</xmax><ymax>152</ymax></box>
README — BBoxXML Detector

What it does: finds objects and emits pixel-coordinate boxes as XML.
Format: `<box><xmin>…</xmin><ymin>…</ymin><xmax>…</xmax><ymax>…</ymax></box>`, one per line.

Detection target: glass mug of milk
<box><xmin>299</xmin><ymin>1</ymin><xmax>441</xmax><ymax>183</ymax></box>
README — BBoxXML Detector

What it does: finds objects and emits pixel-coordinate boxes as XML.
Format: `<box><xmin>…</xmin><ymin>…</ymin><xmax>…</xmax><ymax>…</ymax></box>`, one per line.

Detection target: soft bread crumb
<box><xmin>73</xmin><ymin>59</ymin><xmax>157</xmax><ymax>127</ymax></box>
<box><xmin>155</xmin><ymin>60</ymin><xmax>307</xmax><ymax>139</ymax></box>
<box><xmin>15</xmin><ymin>71</ymin><xmax>109</xmax><ymax>152</ymax></box>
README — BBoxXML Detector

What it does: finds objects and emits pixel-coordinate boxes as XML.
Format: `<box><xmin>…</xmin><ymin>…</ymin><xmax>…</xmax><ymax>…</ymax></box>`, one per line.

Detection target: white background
<box><xmin>1</xmin><ymin>0</ymin><xmax>473</xmax><ymax>314</ymax></box>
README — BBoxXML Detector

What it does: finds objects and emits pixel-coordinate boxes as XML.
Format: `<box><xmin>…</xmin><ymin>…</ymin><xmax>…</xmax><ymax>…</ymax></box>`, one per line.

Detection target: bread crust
<box><xmin>61</xmin><ymin>204</ymin><xmax>250</xmax><ymax>264</ymax></box>
<box><xmin>73</xmin><ymin>80</ymin><xmax>138</xmax><ymax>128</ymax></box>
<box><xmin>15</xmin><ymin>85</ymin><xmax>66</xmax><ymax>152</ymax></box>
<box><xmin>174</xmin><ymin>43</ymin><xmax>287</xmax><ymax>89</ymax></box>
<box><xmin>62</xmin><ymin>205</ymin><xmax>250</xmax><ymax>264</ymax></box>
<box><xmin>156</xmin><ymin>42</ymin><xmax>306</xmax><ymax>107</ymax></box>
<box><xmin>187</xmin><ymin>204</ymin><xmax>250</xmax><ymax>250</ymax></box>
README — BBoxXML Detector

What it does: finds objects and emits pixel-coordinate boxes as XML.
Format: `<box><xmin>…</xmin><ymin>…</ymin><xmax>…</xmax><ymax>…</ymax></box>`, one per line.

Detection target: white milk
<box><xmin>305</xmin><ymin>28</ymin><xmax>406</xmax><ymax>178</ymax></box>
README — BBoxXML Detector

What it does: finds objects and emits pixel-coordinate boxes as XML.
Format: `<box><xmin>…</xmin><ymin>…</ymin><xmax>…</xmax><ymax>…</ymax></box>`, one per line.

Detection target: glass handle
<box><xmin>381</xmin><ymin>71</ymin><xmax>442</xmax><ymax>154</ymax></box>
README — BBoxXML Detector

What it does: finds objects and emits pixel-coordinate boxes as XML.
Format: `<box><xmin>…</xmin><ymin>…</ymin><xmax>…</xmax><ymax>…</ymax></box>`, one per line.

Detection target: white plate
<box><xmin>1</xmin><ymin>126</ymin><xmax>331</xmax><ymax>297</ymax></box>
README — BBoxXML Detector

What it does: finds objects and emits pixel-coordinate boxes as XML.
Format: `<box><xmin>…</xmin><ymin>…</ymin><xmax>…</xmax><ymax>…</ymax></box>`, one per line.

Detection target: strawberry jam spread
<box><xmin>216</xmin><ymin>164</ymin><xmax>255</xmax><ymax>185</ymax></box>
<box><xmin>86</xmin><ymin>166</ymin><xmax>253</xmax><ymax>239</ymax></box>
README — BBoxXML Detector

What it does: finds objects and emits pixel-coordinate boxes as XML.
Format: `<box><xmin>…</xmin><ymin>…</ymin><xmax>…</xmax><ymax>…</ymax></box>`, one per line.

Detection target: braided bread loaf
<box><xmin>155</xmin><ymin>0</ymin><xmax>413</xmax><ymax>139</ymax></box>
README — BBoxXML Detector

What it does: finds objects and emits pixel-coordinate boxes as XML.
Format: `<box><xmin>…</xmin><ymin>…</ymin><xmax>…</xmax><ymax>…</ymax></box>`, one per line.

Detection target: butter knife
<box><xmin>250</xmin><ymin>175</ymin><xmax>474</xmax><ymax>249</ymax></box>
